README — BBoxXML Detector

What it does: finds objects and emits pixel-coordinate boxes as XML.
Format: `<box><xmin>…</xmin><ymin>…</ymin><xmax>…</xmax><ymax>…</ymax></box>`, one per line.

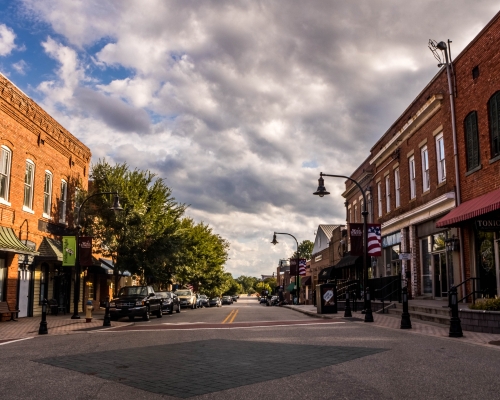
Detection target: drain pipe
<box><xmin>437</xmin><ymin>40</ymin><xmax>466</xmax><ymax>294</ymax></box>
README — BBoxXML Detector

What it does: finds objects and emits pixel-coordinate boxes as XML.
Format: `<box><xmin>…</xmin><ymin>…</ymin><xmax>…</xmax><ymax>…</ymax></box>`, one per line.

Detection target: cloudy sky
<box><xmin>0</xmin><ymin>1</ymin><xmax>498</xmax><ymax>278</ymax></box>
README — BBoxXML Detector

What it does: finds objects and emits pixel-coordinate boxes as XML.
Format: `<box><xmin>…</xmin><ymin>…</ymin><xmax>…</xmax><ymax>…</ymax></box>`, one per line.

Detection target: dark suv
<box><xmin>109</xmin><ymin>286</ymin><xmax>163</xmax><ymax>321</ymax></box>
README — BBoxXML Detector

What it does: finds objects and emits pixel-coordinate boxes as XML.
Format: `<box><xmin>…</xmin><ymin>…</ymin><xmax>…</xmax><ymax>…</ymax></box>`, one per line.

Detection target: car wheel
<box><xmin>143</xmin><ymin>308</ymin><xmax>150</xmax><ymax>321</ymax></box>
<box><xmin>176</xmin><ymin>304</ymin><xmax>181</xmax><ymax>313</ymax></box>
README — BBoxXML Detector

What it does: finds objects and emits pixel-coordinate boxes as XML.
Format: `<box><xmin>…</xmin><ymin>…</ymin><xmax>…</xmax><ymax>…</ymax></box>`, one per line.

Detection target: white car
<box><xmin>175</xmin><ymin>289</ymin><xmax>197</xmax><ymax>309</ymax></box>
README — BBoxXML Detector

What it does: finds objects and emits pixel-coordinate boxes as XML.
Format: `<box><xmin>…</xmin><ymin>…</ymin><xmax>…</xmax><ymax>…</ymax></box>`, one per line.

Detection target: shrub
<box><xmin>469</xmin><ymin>297</ymin><xmax>500</xmax><ymax>311</ymax></box>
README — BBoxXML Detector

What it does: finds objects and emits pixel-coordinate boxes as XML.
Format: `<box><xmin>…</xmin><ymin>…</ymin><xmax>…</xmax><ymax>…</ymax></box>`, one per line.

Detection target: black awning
<box><xmin>301</xmin><ymin>276</ymin><xmax>311</xmax><ymax>286</ymax></box>
<box><xmin>334</xmin><ymin>255</ymin><xmax>361</xmax><ymax>269</ymax></box>
<box><xmin>318</xmin><ymin>266</ymin><xmax>334</xmax><ymax>282</ymax></box>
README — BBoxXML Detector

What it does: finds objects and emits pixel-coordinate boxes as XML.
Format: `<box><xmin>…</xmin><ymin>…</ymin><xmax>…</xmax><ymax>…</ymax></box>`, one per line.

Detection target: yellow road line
<box><xmin>229</xmin><ymin>309</ymin><xmax>239</xmax><ymax>323</ymax></box>
<box><xmin>222</xmin><ymin>309</ymin><xmax>235</xmax><ymax>324</ymax></box>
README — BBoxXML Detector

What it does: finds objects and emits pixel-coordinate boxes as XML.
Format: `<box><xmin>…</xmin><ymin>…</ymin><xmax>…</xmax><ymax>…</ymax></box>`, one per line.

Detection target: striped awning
<box><xmin>0</xmin><ymin>226</ymin><xmax>39</xmax><ymax>255</ymax></box>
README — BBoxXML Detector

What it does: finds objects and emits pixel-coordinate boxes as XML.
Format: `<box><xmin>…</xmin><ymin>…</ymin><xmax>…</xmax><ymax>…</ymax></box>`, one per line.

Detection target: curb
<box><xmin>283</xmin><ymin>306</ymin><xmax>336</xmax><ymax>320</ymax></box>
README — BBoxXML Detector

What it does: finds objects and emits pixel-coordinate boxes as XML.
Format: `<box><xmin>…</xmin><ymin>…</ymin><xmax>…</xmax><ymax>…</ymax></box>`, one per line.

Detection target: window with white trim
<box><xmin>409</xmin><ymin>156</ymin><xmax>416</xmax><ymax>199</ymax></box>
<box><xmin>59</xmin><ymin>180</ymin><xmax>67</xmax><ymax>224</ymax></box>
<box><xmin>354</xmin><ymin>204</ymin><xmax>358</xmax><ymax>223</ymax></box>
<box><xmin>0</xmin><ymin>146</ymin><xmax>12</xmax><ymax>202</ymax></box>
<box><xmin>421</xmin><ymin>146</ymin><xmax>430</xmax><ymax>192</ymax></box>
<box><xmin>43</xmin><ymin>171</ymin><xmax>52</xmax><ymax>218</ymax></box>
<box><xmin>23</xmin><ymin>160</ymin><xmax>35</xmax><ymax>211</ymax></box>
<box><xmin>394</xmin><ymin>168</ymin><xmax>400</xmax><ymax>208</ymax></box>
<box><xmin>436</xmin><ymin>133</ymin><xmax>446</xmax><ymax>183</ymax></box>
<box><xmin>385</xmin><ymin>175</ymin><xmax>391</xmax><ymax>213</ymax></box>
<box><xmin>377</xmin><ymin>182</ymin><xmax>382</xmax><ymax>217</ymax></box>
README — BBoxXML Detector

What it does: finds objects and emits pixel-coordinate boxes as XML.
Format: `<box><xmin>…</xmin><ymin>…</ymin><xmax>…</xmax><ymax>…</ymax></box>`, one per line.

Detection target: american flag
<box><xmin>186</xmin><ymin>284</ymin><xmax>194</xmax><ymax>291</ymax></box>
<box><xmin>298</xmin><ymin>259</ymin><xmax>307</xmax><ymax>276</ymax></box>
<box><xmin>367</xmin><ymin>224</ymin><xmax>382</xmax><ymax>257</ymax></box>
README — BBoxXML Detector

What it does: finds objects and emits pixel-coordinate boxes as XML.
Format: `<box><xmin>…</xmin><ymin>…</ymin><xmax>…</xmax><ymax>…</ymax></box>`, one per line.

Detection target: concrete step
<box><xmin>387</xmin><ymin>305</ymin><xmax>450</xmax><ymax>326</ymax></box>
<box><xmin>393</xmin><ymin>303</ymin><xmax>451</xmax><ymax>317</ymax></box>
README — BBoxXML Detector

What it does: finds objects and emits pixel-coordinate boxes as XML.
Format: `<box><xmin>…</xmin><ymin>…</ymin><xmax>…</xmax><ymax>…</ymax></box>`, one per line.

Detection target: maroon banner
<box><xmin>79</xmin><ymin>236</ymin><xmax>93</xmax><ymax>267</ymax></box>
<box><xmin>349</xmin><ymin>223</ymin><xmax>363</xmax><ymax>256</ymax></box>
<box><xmin>289</xmin><ymin>258</ymin><xmax>306</xmax><ymax>275</ymax></box>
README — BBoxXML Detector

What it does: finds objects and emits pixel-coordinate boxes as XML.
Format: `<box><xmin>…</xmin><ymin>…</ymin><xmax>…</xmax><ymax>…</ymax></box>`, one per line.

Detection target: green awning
<box><xmin>0</xmin><ymin>226</ymin><xmax>39</xmax><ymax>255</ymax></box>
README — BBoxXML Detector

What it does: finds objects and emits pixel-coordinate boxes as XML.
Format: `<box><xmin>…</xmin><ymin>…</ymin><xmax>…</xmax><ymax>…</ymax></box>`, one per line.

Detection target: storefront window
<box><xmin>0</xmin><ymin>258</ymin><xmax>6</xmax><ymax>301</ymax></box>
<box><xmin>477</xmin><ymin>231</ymin><xmax>497</xmax><ymax>297</ymax></box>
<box><xmin>384</xmin><ymin>244</ymin><xmax>401</xmax><ymax>276</ymax></box>
<box><xmin>421</xmin><ymin>237</ymin><xmax>432</xmax><ymax>294</ymax></box>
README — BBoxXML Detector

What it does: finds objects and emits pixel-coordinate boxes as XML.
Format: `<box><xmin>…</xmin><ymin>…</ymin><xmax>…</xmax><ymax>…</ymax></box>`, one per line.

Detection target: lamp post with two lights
<box><xmin>71</xmin><ymin>191</ymin><xmax>123</xmax><ymax>319</ymax></box>
<box><xmin>271</xmin><ymin>232</ymin><xmax>300</xmax><ymax>305</ymax></box>
<box><xmin>313</xmin><ymin>172</ymin><xmax>373</xmax><ymax>322</ymax></box>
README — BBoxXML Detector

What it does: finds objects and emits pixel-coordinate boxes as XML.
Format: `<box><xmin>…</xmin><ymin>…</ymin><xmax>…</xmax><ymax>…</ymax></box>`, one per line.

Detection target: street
<box><xmin>1</xmin><ymin>297</ymin><xmax>500</xmax><ymax>399</ymax></box>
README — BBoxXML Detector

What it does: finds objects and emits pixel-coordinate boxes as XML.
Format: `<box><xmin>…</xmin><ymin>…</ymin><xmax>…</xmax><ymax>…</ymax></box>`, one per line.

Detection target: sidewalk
<box><xmin>0</xmin><ymin>310</ymin><xmax>130</xmax><ymax>342</ymax></box>
<box><xmin>284</xmin><ymin>303</ymin><xmax>500</xmax><ymax>349</ymax></box>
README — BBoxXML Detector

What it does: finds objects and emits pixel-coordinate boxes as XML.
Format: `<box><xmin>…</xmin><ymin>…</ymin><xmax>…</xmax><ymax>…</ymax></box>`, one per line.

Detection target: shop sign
<box><xmin>475</xmin><ymin>219</ymin><xmax>500</xmax><ymax>231</ymax></box>
<box><xmin>399</xmin><ymin>253</ymin><xmax>412</xmax><ymax>260</ymax></box>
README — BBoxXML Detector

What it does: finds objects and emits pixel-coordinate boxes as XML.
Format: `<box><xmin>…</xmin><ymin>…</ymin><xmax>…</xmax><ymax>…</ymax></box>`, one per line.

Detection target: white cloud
<box><xmin>0</xmin><ymin>24</ymin><xmax>16</xmax><ymax>56</ymax></box>
<box><xmin>12</xmin><ymin>60</ymin><xmax>28</xmax><ymax>75</ymax></box>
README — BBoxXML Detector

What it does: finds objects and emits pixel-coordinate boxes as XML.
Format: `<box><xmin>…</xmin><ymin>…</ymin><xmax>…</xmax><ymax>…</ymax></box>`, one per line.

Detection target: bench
<box><xmin>0</xmin><ymin>301</ymin><xmax>19</xmax><ymax>321</ymax></box>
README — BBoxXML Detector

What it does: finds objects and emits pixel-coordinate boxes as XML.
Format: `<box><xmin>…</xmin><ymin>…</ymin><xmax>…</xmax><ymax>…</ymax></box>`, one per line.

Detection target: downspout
<box><xmin>439</xmin><ymin>40</ymin><xmax>466</xmax><ymax>291</ymax></box>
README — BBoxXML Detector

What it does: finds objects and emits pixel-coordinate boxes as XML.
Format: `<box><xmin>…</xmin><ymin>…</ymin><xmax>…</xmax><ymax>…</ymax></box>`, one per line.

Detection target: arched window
<box><xmin>464</xmin><ymin>111</ymin><xmax>480</xmax><ymax>170</ymax></box>
<box><xmin>488</xmin><ymin>91</ymin><xmax>500</xmax><ymax>158</ymax></box>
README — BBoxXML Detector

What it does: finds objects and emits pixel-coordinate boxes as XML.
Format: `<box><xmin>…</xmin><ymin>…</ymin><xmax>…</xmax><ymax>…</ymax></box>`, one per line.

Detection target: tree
<box><xmin>236</xmin><ymin>275</ymin><xmax>259</xmax><ymax>293</ymax></box>
<box><xmin>291</xmin><ymin>240</ymin><xmax>314</xmax><ymax>260</ymax></box>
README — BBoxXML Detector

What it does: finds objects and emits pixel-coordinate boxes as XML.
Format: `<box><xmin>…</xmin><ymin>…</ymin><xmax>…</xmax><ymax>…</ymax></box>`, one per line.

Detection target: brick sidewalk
<box><xmin>285</xmin><ymin>304</ymin><xmax>500</xmax><ymax>348</ymax></box>
<box><xmin>0</xmin><ymin>311</ymin><xmax>130</xmax><ymax>342</ymax></box>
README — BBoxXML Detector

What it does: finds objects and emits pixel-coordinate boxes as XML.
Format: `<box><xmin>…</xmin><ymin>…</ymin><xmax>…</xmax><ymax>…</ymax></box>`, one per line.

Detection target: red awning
<box><xmin>436</xmin><ymin>187</ymin><xmax>500</xmax><ymax>227</ymax></box>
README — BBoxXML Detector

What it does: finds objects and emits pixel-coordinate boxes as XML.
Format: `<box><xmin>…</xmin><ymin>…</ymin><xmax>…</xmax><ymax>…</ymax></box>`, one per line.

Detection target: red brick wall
<box><xmin>0</xmin><ymin>74</ymin><xmax>91</xmax><ymax>318</ymax></box>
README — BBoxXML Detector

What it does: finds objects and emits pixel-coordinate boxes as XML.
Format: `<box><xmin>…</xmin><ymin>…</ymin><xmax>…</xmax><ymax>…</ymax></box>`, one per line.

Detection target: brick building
<box><xmin>0</xmin><ymin>73</ymin><xmax>91</xmax><ymax>321</ymax></box>
<box><xmin>343</xmin><ymin>10</ymin><xmax>500</xmax><ymax>300</ymax></box>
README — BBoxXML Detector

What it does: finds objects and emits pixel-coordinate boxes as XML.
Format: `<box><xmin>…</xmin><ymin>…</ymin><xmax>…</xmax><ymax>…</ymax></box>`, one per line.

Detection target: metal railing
<box><xmin>454</xmin><ymin>277</ymin><xmax>488</xmax><ymax>304</ymax></box>
<box><xmin>373</xmin><ymin>275</ymin><xmax>403</xmax><ymax>314</ymax></box>
<box><xmin>336</xmin><ymin>279</ymin><xmax>360</xmax><ymax>300</ymax></box>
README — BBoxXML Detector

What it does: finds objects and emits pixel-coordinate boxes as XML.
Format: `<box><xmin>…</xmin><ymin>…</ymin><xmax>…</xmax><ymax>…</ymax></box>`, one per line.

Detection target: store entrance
<box><xmin>433</xmin><ymin>252</ymin><xmax>448</xmax><ymax>298</ymax></box>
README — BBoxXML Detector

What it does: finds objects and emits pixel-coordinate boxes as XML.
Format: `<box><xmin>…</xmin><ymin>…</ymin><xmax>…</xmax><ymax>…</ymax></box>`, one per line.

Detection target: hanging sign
<box><xmin>399</xmin><ymin>253</ymin><xmax>412</xmax><ymax>260</ymax></box>
<box><xmin>79</xmin><ymin>237</ymin><xmax>93</xmax><ymax>267</ymax></box>
<box><xmin>349</xmin><ymin>223</ymin><xmax>363</xmax><ymax>256</ymax></box>
<box><xmin>62</xmin><ymin>236</ymin><xmax>76</xmax><ymax>266</ymax></box>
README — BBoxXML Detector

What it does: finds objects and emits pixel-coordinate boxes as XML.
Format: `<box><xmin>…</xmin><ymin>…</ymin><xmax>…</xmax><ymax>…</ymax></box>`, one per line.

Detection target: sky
<box><xmin>0</xmin><ymin>0</ymin><xmax>498</xmax><ymax>278</ymax></box>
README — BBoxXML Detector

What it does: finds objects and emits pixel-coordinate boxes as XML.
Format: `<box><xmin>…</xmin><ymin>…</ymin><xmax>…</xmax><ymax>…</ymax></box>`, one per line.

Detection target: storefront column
<box><xmin>409</xmin><ymin>225</ymin><xmax>418</xmax><ymax>297</ymax></box>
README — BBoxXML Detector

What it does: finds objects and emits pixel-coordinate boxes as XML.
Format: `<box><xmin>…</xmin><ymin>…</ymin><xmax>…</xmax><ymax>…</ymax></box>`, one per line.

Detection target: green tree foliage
<box><xmin>236</xmin><ymin>275</ymin><xmax>259</xmax><ymax>293</ymax></box>
<box><xmin>83</xmin><ymin>160</ymin><xmax>229</xmax><ymax>294</ymax></box>
<box><xmin>262</xmin><ymin>277</ymin><xmax>277</xmax><ymax>292</ymax></box>
<box><xmin>291</xmin><ymin>240</ymin><xmax>314</xmax><ymax>260</ymax></box>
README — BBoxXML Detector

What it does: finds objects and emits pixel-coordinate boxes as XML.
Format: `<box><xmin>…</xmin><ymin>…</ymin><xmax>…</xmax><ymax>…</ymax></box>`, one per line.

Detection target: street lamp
<box><xmin>71</xmin><ymin>191</ymin><xmax>123</xmax><ymax>319</ymax></box>
<box><xmin>271</xmin><ymin>232</ymin><xmax>300</xmax><ymax>305</ymax></box>
<box><xmin>313</xmin><ymin>172</ymin><xmax>373</xmax><ymax>322</ymax></box>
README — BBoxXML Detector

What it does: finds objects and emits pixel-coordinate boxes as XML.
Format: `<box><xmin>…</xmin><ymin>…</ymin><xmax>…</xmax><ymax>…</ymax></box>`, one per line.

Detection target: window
<box><xmin>421</xmin><ymin>146</ymin><xmax>430</xmax><ymax>191</ymax></box>
<box><xmin>348</xmin><ymin>207</ymin><xmax>352</xmax><ymax>223</ymax></box>
<box><xmin>377</xmin><ymin>182</ymin><xmax>382</xmax><ymax>217</ymax></box>
<box><xmin>23</xmin><ymin>160</ymin><xmax>35</xmax><ymax>211</ymax></box>
<box><xmin>43</xmin><ymin>171</ymin><xmax>52</xmax><ymax>218</ymax></box>
<box><xmin>59</xmin><ymin>180</ymin><xmax>67</xmax><ymax>224</ymax></box>
<box><xmin>0</xmin><ymin>146</ymin><xmax>11</xmax><ymax>202</ymax></box>
<box><xmin>464</xmin><ymin>111</ymin><xmax>480</xmax><ymax>170</ymax></box>
<box><xmin>394</xmin><ymin>168</ymin><xmax>400</xmax><ymax>208</ymax></box>
<box><xmin>385</xmin><ymin>175</ymin><xmax>390</xmax><ymax>213</ymax></box>
<box><xmin>409</xmin><ymin>156</ymin><xmax>416</xmax><ymax>199</ymax></box>
<box><xmin>436</xmin><ymin>134</ymin><xmax>446</xmax><ymax>183</ymax></box>
<box><xmin>354</xmin><ymin>205</ymin><xmax>358</xmax><ymax>223</ymax></box>
<box><xmin>488</xmin><ymin>92</ymin><xmax>500</xmax><ymax>158</ymax></box>
<box><xmin>0</xmin><ymin>259</ymin><xmax>6</xmax><ymax>301</ymax></box>
<box><xmin>39</xmin><ymin>264</ymin><xmax>48</xmax><ymax>305</ymax></box>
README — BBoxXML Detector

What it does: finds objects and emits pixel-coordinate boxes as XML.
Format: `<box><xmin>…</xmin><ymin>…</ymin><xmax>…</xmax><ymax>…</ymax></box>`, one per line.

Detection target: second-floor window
<box><xmin>489</xmin><ymin>91</ymin><xmax>500</xmax><ymax>158</ymax></box>
<box><xmin>465</xmin><ymin>111</ymin><xmax>480</xmax><ymax>170</ymax></box>
<box><xmin>436</xmin><ymin>133</ymin><xmax>446</xmax><ymax>183</ymax></box>
<box><xmin>354</xmin><ymin>204</ymin><xmax>358</xmax><ymax>222</ymax></box>
<box><xmin>43</xmin><ymin>171</ymin><xmax>52</xmax><ymax>218</ymax></box>
<box><xmin>409</xmin><ymin>156</ymin><xmax>416</xmax><ymax>199</ymax></box>
<box><xmin>0</xmin><ymin>146</ymin><xmax>12</xmax><ymax>202</ymax></box>
<box><xmin>394</xmin><ymin>168</ymin><xmax>400</xmax><ymax>208</ymax></box>
<box><xmin>23</xmin><ymin>160</ymin><xmax>35</xmax><ymax>211</ymax></box>
<box><xmin>377</xmin><ymin>182</ymin><xmax>382</xmax><ymax>217</ymax></box>
<box><xmin>421</xmin><ymin>146</ymin><xmax>430</xmax><ymax>192</ymax></box>
<box><xmin>385</xmin><ymin>175</ymin><xmax>390</xmax><ymax>213</ymax></box>
<box><xmin>59</xmin><ymin>180</ymin><xmax>67</xmax><ymax>224</ymax></box>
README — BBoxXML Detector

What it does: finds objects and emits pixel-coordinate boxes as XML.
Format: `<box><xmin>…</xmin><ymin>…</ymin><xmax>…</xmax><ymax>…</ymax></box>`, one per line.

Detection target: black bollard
<box><xmin>344</xmin><ymin>290</ymin><xmax>352</xmax><ymax>317</ymax></box>
<box><xmin>400</xmin><ymin>286</ymin><xmax>412</xmax><ymax>329</ymax></box>
<box><xmin>449</xmin><ymin>286</ymin><xmax>463</xmax><ymax>337</ymax></box>
<box><xmin>103</xmin><ymin>296</ymin><xmax>111</xmax><ymax>327</ymax></box>
<box><xmin>38</xmin><ymin>298</ymin><xmax>48</xmax><ymax>335</ymax></box>
<box><xmin>364</xmin><ymin>287</ymin><xmax>374</xmax><ymax>322</ymax></box>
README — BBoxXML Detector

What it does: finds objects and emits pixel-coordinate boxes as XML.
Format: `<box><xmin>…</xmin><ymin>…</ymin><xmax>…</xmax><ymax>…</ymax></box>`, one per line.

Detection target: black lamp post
<box><xmin>271</xmin><ymin>232</ymin><xmax>300</xmax><ymax>305</ymax></box>
<box><xmin>313</xmin><ymin>172</ymin><xmax>373</xmax><ymax>322</ymax></box>
<box><xmin>71</xmin><ymin>191</ymin><xmax>123</xmax><ymax>319</ymax></box>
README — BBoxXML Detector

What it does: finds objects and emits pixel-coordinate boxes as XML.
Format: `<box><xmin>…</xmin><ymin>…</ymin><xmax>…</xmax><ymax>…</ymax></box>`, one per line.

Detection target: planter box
<box><xmin>458</xmin><ymin>308</ymin><xmax>500</xmax><ymax>334</ymax></box>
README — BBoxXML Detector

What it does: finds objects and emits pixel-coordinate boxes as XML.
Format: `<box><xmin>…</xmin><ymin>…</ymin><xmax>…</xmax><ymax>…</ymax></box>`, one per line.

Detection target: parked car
<box><xmin>259</xmin><ymin>296</ymin><xmax>268</xmax><ymax>304</ymax></box>
<box><xmin>222</xmin><ymin>295</ymin><xmax>233</xmax><ymax>305</ymax></box>
<box><xmin>156</xmin><ymin>291</ymin><xmax>181</xmax><ymax>314</ymax></box>
<box><xmin>231</xmin><ymin>295</ymin><xmax>238</xmax><ymax>302</ymax></box>
<box><xmin>209</xmin><ymin>297</ymin><xmax>222</xmax><ymax>307</ymax></box>
<box><xmin>109</xmin><ymin>285</ymin><xmax>163</xmax><ymax>321</ymax></box>
<box><xmin>175</xmin><ymin>289</ymin><xmax>197</xmax><ymax>309</ymax></box>
<box><xmin>199</xmin><ymin>294</ymin><xmax>209</xmax><ymax>308</ymax></box>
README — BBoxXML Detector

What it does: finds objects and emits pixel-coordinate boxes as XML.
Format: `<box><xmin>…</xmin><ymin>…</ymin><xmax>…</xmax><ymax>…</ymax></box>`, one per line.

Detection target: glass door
<box><xmin>433</xmin><ymin>252</ymin><xmax>448</xmax><ymax>298</ymax></box>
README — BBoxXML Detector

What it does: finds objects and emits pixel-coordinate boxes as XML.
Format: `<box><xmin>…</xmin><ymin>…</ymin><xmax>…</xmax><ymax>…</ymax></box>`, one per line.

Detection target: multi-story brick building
<box><xmin>0</xmin><ymin>73</ymin><xmax>91</xmax><ymax>321</ymax></box>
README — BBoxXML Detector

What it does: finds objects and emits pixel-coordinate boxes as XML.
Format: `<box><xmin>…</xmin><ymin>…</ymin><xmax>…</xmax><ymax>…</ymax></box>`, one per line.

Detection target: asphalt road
<box><xmin>1</xmin><ymin>296</ymin><xmax>500</xmax><ymax>400</ymax></box>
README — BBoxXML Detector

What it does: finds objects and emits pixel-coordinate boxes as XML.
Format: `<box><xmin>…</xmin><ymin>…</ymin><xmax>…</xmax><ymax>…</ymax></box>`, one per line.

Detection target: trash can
<box><xmin>316</xmin><ymin>283</ymin><xmax>337</xmax><ymax>314</ymax></box>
